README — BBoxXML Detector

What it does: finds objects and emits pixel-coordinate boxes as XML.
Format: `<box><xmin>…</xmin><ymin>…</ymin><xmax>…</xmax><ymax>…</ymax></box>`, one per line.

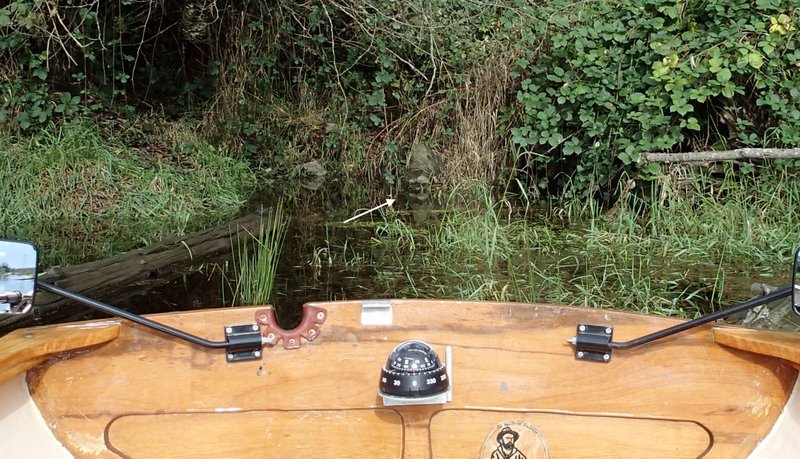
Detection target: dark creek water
<box><xmin>111</xmin><ymin>187</ymin><xmax>800</xmax><ymax>333</ymax></box>
<box><xmin>3</xmin><ymin>176</ymin><xmax>796</xmax><ymax>339</ymax></box>
<box><xmin>124</xmin><ymin>210</ymin><xmax>417</xmax><ymax>329</ymax></box>
<box><xmin>120</xmin><ymin>188</ymin><xmax>411</xmax><ymax>328</ymax></box>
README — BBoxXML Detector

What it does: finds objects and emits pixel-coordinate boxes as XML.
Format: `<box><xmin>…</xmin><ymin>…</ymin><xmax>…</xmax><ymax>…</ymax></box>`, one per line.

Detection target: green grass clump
<box><xmin>226</xmin><ymin>203</ymin><xmax>288</xmax><ymax>306</ymax></box>
<box><xmin>0</xmin><ymin>119</ymin><xmax>256</xmax><ymax>266</ymax></box>
<box><xmin>640</xmin><ymin>165</ymin><xmax>800</xmax><ymax>266</ymax></box>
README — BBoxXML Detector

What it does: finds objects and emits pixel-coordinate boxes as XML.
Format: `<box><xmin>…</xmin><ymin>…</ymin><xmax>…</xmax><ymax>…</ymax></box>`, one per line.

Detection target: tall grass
<box><xmin>329</xmin><ymin>166</ymin><xmax>799</xmax><ymax>318</ymax></box>
<box><xmin>639</xmin><ymin>164</ymin><xmax>800</xmax><ymax>265</ymax></box>
<box><xmin>227</xmin><ymin>203</ymin><xmax>288</xmax><ymax>306</ymax></box>
<box><xmin>0</xmin><ymin>119</ymin><xmax>256</xmax><ymax>266</ymax></box>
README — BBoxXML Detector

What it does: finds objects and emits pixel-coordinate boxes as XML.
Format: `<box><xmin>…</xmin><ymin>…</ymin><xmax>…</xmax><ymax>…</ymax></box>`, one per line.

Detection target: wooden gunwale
<box><xmin>0</xmin><ymin>321</ymin><xmax>120</xmax><ymax>385</ymax></box>
<box><xmin>712</xmin><ymin>326</ymin><xmax>800</xmax><ymax>370</ymax></box>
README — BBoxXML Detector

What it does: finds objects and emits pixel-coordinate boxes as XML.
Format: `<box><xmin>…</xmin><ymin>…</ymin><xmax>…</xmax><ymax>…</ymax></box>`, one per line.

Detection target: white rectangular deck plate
<box><xmin>361</xmin><ymin>300</ymin><xmax>393</xmax><ymax>326</ymax></box>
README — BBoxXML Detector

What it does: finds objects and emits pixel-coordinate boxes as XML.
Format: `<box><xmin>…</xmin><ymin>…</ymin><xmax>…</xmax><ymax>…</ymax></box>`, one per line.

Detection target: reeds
<box><xmin>346</xmin><ymin>165</ymin><xmax>799</xmax><ymax>317</ymax></box>
<box><xmin>227</xmin><ymin>203</ymin><xmax>288</xmax><ymax>306</ymax></box>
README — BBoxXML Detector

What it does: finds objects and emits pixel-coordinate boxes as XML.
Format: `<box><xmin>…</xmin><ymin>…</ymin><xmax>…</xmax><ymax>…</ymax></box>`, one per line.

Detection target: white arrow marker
<box><xmin>343</xmin><ymin>198</ymin><xmax>396</xmax><ymax>223</ymax></box>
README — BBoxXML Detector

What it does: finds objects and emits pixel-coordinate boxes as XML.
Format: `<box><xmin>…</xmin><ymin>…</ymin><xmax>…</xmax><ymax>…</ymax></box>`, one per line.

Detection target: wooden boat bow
<box><xmin>2</xmin><ymin>301</ymin><xmax>799</xmax><ymax>458</ymax></box>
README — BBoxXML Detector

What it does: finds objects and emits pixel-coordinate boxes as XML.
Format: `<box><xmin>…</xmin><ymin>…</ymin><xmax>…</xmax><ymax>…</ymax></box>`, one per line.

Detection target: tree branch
<box><xmin>643</xmin><ymin>148</ymin><xmax>800</xmax><ymax>163</ymax></box>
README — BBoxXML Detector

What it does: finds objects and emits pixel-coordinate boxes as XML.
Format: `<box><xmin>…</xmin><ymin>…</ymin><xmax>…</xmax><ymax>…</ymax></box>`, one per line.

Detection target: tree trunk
<box><xmin>0</xmin><ymin>213</ymin><xmax>264</xmax><ymax>335</ymax></box>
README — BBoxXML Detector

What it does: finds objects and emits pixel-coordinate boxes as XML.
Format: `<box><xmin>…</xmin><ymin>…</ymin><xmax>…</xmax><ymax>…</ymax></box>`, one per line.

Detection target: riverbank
<box><xmin>1</xmin><ymin>117</ymin><xmax>797</xmax><ymax>326</ymax></box>
<box><xmin>0</xmin><ymin>118</ymin><xmax>256</xmax><ymax>267</ymax></box>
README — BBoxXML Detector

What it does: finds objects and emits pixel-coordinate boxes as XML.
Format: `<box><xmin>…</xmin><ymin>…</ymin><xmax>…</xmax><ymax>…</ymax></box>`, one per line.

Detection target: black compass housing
<box><xmin>379</xmin><ymin>340</ymin><xmax>449</xmax><ymax>398</ymax></box>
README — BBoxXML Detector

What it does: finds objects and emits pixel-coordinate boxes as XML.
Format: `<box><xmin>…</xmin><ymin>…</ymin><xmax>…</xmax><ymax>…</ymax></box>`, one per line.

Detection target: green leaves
<box><xmin>32</xmin><ymin>67</ymin><xmax>47</xmax><ymax>80</ymax></box>
<box><xmin>629</xmin><ymin>92</ymin><xmax>647</xmax><ymax>104</ymax></box>
<box><xmin>546</xmin><ymin>132</ymin><xmax>564</xmax><ymax>147</ymax></box>
<box><xmin>684</xmin><ymin>117</ymin><xmax>701</xmax><ymax>131</ymax></box>
<box><xmin>715</xmin><ymin>68</ymin><xmax>732</xmax><ymax>83</ymax></box>
<box><xmin>746</xmin><ymin>52</ymin><xmax>765</xmax><ymax>69</ymax></box>
<box><xmin>618</xmin><ymin>148</ymin><xmax>637</xmax><ymax>166</ymax></box>
<box><xmin>365</xmin><ymin>91</ymin><xmax>385</xmax><ymax>107</ymax></box>
<box><xmin>507</xmin><ymin>0</ymin><xmax>800</xmax><ymax>197</ymax></box>
<box><xmin>639</xmin><ymin>162</ymin><xmax>663</xmax><ymax>179</ymax></box>
<box><xmin>769</xmin><ymin>14</ymin><xmax>796</xmax><ymax>35</ymax></box>
<box><xmin>368</xmin><ymin>114</ymin><xmax>383</xmax><ymax>127</ymax></box>
<box><xmin>562</xmin><ymin>138</ymin><xmax>582</xmax><ymax>156</ymax></box>
<box><xmin>511</xmin><ymin>126</ymin><xmax>536</xmax><ymax>147</ymax></box>
<box><xmin>54</xmin><ymin>92</ymin><xmax>80</xmax><ymax>114</ymax></box>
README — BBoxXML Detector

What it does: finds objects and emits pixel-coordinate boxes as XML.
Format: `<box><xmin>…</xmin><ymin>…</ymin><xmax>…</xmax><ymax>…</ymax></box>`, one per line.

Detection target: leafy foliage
<box><xmin>203</xmin><ymin>0</ymin><xmax>518</xmax><ymax>179</ymax></box>
<box><xmin>2</xmin><ymin>0</ymin><xmax>797</xmax><ymax>199</ymax></box>
<box><xmin>0</xmin><ymin>0</ymin><xmax>216</xmax><ymax>132</ymax></box>
<box><xmin>207</xmin><ymin>0</ymin><xmax>799</xmax><ymax>196</ymax></box>
<box><xmin>509</xmin><ymin>0</ymin><xmax>800</xmax><ymax>197</ymax></box>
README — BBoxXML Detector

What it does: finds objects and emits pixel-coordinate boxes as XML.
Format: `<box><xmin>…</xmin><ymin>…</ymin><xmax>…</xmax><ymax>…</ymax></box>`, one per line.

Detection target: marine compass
<box><xmin>379</xmin><ymin>340</ymin><xmax>451</xmax><ymax>406</ymax></box>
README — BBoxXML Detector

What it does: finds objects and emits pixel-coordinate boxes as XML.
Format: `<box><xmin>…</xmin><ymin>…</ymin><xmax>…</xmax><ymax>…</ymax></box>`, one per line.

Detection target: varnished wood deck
<box><xmin>15</xmin><ymin>300</ymin><xmax>799</xmax><ymax>457</ymax></box>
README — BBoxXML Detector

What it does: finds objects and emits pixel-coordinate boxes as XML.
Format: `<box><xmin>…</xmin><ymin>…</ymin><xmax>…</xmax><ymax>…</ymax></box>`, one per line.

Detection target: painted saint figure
<box><xmin>491</xmin><ymin>426</ymin><xmax>527</xmax><ymax>459</ymax></box>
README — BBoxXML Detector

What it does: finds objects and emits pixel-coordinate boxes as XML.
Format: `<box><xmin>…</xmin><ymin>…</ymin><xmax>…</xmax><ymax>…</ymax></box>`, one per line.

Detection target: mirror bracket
<box><xmin>570</xmin><ymin>285</ymin><xmax>793</xmax><ymax>362</ymax></box>
<box><xmin>36</xmin><ymin>281</ymin><xmax>265</xmax><ymax>361</ymax></box>
<box><xmin>570</xmin><ymin>324</ymin><xmax>613</xmax><ymax>362</ymax></box>
<box><xmin>224</xmin><ymin>324</ymin><xmax>268</xmax><ymax>362</ymax></box>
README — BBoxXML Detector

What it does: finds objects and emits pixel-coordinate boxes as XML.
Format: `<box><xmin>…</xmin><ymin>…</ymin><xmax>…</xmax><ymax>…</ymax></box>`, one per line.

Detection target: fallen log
<box><xmin>643</xmin><ymin>148</ymin><xmax>800</xmax><ymax>163</ymax></box>
<box><xmin>0</xmin><ymin>212</ymin><xmax>264</xmax><ymax>335</ymax></box>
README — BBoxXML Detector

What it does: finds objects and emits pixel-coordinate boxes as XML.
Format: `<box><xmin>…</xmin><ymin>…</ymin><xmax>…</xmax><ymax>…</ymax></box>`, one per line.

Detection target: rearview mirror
<box><xmin>794</xmin><ymin>248</ymin><xmax>800</xmax><ymax>315</ymax></box>
<box><xmin>0</xmin><ymin>240</ymin><xmax>38</xmax><ymax>315</ymax></box>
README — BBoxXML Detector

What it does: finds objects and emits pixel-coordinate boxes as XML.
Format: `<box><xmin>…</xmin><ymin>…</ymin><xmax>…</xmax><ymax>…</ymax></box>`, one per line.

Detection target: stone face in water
<box><xmin>300</xmin><ymin>160</ymin><xmax>327</xmax><ymax>191</ymax></box>
<box><xmin>405</xmin><ymin>143</ymin><xmax>439</xmax><ymax>205</ymax></box>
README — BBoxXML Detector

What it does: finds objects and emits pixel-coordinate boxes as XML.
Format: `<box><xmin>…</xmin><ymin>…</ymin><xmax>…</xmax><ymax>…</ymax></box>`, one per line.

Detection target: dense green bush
<box><xmin>203</xmin><ymin>0</ymin><xmax>520</xmax><ymax>181</ymax></box>
<box><xmin>2</xmin><ymin>0</ymin><xmax>797</xmax><ymax>199</ymax></box>
<box><xmin>510</xmin><ymin>0</ymin><xmax>799</xmax><ymax>198</ymax></box>
<box><xmin>0</xmin><ymin>0</ymin><xmax>215</xmax><ymax>132</ymax></box>
<box><xmin>206</xmin><ymin>0</ymin><xmax>799</xmax><ymax>197</ymax></box>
